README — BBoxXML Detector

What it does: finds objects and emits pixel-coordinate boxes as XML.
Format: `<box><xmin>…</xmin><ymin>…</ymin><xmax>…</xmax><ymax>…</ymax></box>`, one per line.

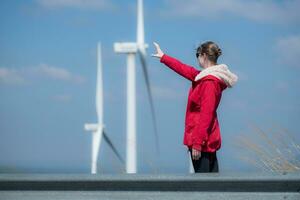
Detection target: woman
<box><xmin>151</xmin><ymin>41</ymin><xmax>238</xmax><ymax>173</ymax></box>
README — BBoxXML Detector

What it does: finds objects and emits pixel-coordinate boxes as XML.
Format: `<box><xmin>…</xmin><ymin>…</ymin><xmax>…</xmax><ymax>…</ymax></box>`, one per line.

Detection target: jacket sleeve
<box><xmin>192</xmin><ymin>80</ymin><xmax>218</xmax><ymax>151</ymax></box>
<box><xmin>160</xmin><ymin>54</ymin><xmax>200</xmax><ymax>81</ymax></box>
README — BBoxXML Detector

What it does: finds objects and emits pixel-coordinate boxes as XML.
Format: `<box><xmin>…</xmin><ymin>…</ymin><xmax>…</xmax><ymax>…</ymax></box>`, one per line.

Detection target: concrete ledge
<box><xmin>1</xmin><ymin>172</ymin><xmax>300</xmax><ymax>192</ymax></box>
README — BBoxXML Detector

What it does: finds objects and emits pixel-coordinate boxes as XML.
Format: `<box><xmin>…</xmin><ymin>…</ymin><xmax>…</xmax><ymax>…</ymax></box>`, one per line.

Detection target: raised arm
<box><xmin>160</xmin><ymin>54</ymin><xmax>200</xmax><ymax>81</ymax></box>
<box><xmin>152</xmin><ymin>42</ymin><xmax>200</xmax><ymax>81</ymax></box>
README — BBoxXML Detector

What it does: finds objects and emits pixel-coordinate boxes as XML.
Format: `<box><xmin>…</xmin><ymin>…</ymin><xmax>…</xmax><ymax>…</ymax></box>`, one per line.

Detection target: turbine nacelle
<box><xmin>114</xmin><ymin>42</ymin><xmax>148</xmax><ymax>54</ymax></box>
<box><xmin>84</xmin><ymin>123</ymin><xmax>105</xmax><ymax>132</ymax></box>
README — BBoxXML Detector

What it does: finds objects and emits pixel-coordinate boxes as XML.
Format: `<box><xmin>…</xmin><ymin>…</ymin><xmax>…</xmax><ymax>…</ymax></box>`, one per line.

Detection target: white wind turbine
<box><xmin>189</xmin><ymin>156</ymin><xmax>194</xmax><ymax>173</ymax></box>
<box><xmin>84</xmin><ymin>42</ymin><xmax>124</xmax><ymax>174</ymax></box>
<box><xmin>114</xmin><ymin>0</ymin><xmax>160</xmax><ymax>173</ymax></box>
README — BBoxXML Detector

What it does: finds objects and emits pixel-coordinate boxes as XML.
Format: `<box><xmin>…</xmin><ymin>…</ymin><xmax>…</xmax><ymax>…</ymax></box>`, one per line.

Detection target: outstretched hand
<box><xmin>151</xmin><ymin>42</ymin><xmax>164</xmax><ymax>59</ymax></box>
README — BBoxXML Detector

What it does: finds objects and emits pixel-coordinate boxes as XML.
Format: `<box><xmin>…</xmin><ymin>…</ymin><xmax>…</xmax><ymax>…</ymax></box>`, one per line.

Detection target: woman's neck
<box><xmin>203</xmin><ymin>61</ymin><xmax>217</xmax><ymax>69</ymax></box>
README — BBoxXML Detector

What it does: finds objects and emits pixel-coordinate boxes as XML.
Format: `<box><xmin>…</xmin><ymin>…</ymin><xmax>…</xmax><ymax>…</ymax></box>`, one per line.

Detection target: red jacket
<box><xmin>160</xmin><ymin>54</ymin><xmax>228</xmax><ymax>152</ymax></box>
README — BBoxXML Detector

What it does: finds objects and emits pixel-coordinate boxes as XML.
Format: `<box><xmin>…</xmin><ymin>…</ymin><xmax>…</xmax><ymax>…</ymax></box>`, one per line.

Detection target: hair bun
<box><xmin>217</xmin><ymin>48</ymin><xmax>222</xmax><ymax>57</ymax></box>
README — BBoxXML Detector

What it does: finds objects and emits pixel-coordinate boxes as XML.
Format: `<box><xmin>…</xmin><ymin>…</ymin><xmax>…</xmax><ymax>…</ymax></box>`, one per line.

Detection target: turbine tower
<box><xmin>84</xmin><ymin>42</ymin><xmax>124</xmax><ymax>174</ymax></box>
<box><xmin>114</xmin><ymin>0</ymin><xmax>159</xmax><ymax>173</ymax></box>
<box><xmin>189</xmin><ymin>156</ymin><xmax>194</xmax><ymax>173</ymax></box>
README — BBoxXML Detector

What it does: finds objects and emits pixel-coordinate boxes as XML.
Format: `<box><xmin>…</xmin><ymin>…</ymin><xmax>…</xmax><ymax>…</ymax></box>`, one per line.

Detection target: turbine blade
<box><xmin>103</xmin><ymin>130</ymin><xmax>125</xmax><ymax>164</ymax></box>
<box><xmin>137</xmin><ymin>49</ymin><xmax>160</xmax><ymax>156</ymax></box>
<box><xmin>137</xmin><ymin>0</ymin><xmax>144</xmax><ymax>44</ymax></box>
<box><xmin>96</xmin><ymin>42</ymin><xmax>104</xmax><ymax>124</ymax></box>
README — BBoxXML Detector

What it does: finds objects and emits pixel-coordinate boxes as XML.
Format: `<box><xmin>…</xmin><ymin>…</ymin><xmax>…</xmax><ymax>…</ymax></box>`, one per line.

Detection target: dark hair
<box><xmin>196</xmin><ymin>41</ymin><xmax>222</xmax><ymax>63</ymax></box>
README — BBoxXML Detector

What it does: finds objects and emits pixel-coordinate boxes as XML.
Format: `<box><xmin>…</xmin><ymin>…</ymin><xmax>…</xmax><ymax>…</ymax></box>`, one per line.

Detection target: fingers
<box><xmin>192</xmin><ymin>151</ymin><xmax>197</xmax><ymax>160</ymax></box>
<box><xmin>153</xmin><ymin>42</ymin><xmax>161</xmax><ymax>51</ymax></box>
<box><xmin>192</xmin><ymin>149</ymin><xmax>201</xmax><ymax>160</ymax></box>
<box><xmin>151</xmin><ymin>42</ymin><xmax>159</xmax><ymax>58</ymax></box>
<box><xmin>152</xmin><ymin>41</ymin><xmax>164</xmax><ymax>58</ymax></box>
<box><xmin>151</xmin><ymin>53</ymin><xmax>159</xmax><ymax>58</ymax></box>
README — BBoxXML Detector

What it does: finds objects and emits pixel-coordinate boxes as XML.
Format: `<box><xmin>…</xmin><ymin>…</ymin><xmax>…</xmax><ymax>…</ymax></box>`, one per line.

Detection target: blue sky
<box><xmin>0</xmin><ymin>0</ymin><xmax>300</xmax><ymax>174</ymax></box>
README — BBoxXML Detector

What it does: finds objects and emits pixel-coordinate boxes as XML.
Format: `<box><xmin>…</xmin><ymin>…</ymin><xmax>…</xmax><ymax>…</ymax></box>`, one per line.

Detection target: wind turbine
<box><xmin>84</xmin><ymin>42</ymin><xmax>124</xmax><ymax>174</ymax></box>
<box><xmin>189</xmin><ymin>155</ymin><xmax>194</xmax><ymax>173</ymax></box>
<box><xmin>114</xmin><ymin>0</ymin><xmax>160</xmax><ymax>173</ymax></box>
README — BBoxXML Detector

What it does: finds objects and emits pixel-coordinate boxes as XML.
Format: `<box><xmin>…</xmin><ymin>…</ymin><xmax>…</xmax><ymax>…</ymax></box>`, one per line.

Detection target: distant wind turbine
<box><xmin>114</xmin><ymin>0</ymin><xmax>160</xmax><ymax>173</ymax></box>
<box><xmin>84</xmin><ymin>42</ymin><xmax>124</xmax><ymax>174</ymax></box>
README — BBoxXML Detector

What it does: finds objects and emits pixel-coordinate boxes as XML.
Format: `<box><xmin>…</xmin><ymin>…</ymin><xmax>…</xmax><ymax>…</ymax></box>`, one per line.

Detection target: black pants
<box><xmin>189</xmin><ymin>148</ymin><xmax>219</xmax><ymax>173</ymax></box>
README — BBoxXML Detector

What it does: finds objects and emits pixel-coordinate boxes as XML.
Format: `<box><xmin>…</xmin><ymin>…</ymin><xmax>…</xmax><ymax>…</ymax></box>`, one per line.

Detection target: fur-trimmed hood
<box><xmin>194</xmin><ymin>64</ymin><xmax>238</xmax><ymax>88</ymax></box>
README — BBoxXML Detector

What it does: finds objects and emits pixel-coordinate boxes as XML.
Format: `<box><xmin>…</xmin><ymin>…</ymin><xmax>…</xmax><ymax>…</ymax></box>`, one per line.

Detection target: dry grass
<box><xmin>234</xmin><ymin>122</ymin><xmax>300</xmax><ymax>173</ymax></box>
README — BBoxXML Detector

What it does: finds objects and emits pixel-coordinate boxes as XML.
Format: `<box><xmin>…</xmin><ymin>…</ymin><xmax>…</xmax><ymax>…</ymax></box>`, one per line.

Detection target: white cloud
<box><xmin>0</xmin><ymin>67</ymin><xmax>27</xmax><ymax>85</ymax></box>
<box><xmin>0</xmin><ymin>64</ymin><xmax>85</xmax><ymax>86</ymax></box>
<box><xmin>36</xmin><ymin>0</ymin><xmax>115</xmax><ymax>10</ymax></box>
<box><xmin>160</xmin><ymin>0</ymin><xmax>300</xmax><ymax>24</ymax></box>
<box><xmin>33</xmin><ymin>63</ymin><xmax>85</xmax><ymax>83</ymax></box>
<box><xmin>275</xmin><ymin>35</ymin><xmax>300</xmax><ymax>68</ymax></box>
